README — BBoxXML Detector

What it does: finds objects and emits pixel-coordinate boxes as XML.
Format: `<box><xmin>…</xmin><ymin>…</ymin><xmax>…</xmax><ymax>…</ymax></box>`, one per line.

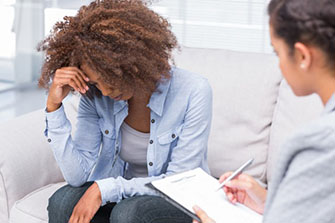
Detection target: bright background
<box><xmin>0</xmin><ymin>0</ymin><xmax>272</xmax><ymax>122</ymax></box>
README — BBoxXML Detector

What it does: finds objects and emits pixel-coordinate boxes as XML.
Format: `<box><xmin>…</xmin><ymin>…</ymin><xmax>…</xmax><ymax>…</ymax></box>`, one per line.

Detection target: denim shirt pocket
<box><xmin>157</xmin><ymin>124</ymin><xmax>184</xmax><ymax>145</ymax></box>
<box><xmin>156</xmin><ymin>124</ymin><xmax>184</xmax><ymax>173</ymax></box>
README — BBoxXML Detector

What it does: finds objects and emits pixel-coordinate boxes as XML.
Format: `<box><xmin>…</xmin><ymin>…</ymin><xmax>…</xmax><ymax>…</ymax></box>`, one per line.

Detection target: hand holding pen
<box><xmin>217</xmin><ymin>159</ymin><xmax>267</xmax><ymax>214</ymax></box>
<box><xmin>216</xmin><ymin>158</ymin><xmax>254</xmax><ymax>191</ymax></box>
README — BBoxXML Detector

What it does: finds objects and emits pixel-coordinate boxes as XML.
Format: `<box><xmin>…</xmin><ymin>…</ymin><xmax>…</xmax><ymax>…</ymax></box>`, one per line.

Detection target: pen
<box><xmin>215</xmin><ymin>158</ymin><xmax>254</xmax><ymax>191</ymax></box>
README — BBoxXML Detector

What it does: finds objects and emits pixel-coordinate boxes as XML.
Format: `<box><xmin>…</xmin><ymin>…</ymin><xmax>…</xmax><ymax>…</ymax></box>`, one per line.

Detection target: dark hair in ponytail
<box><xmin>268</xmin><ymin>0</ymin><xmax>335</xmax><ymax>66</ymax></box>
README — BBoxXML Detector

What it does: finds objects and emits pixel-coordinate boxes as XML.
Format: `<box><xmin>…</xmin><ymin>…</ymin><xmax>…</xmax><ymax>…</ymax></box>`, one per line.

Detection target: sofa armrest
<box><xmin>0</xmin><ymin>96</ymin><xmax>79</xmax><ymax>223</ymax></box>
<box><xmin>0</xmin><ymin>109</ymin><xmax>64</xmax><ymax>222</ymax></box>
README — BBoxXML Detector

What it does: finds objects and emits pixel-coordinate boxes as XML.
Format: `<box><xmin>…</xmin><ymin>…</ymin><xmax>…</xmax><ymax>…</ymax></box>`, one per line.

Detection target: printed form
<box><xmin>151</xmin><ymin>168</ymin><xmax>263</xmax><ymax>223</ymax></box>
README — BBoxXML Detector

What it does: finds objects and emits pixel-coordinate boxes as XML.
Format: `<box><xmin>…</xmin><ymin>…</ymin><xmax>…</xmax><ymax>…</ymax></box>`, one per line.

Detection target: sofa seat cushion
<box><xmin>10</xmin><ymin>182</ymin><xmax>66</xmax><ymax>223</ymax></box>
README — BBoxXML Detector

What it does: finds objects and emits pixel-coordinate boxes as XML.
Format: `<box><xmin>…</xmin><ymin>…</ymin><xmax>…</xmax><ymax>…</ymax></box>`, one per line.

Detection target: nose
<box><xmin>100</xmin><ymin>89</ymin><xmax>109</xmax><ymax>96</ymax></box>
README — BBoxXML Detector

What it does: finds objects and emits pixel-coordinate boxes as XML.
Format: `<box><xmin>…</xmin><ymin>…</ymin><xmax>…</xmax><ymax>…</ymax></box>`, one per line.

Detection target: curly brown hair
<box><xmin>38</xmin><ymin>0</ymin><xmax>178</xmax><ymax>96</ymax></box>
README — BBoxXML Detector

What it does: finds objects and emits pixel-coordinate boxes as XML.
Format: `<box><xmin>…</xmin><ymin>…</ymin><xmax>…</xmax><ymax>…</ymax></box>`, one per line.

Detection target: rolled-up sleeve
<box><xmin>45</xmin><ymin>97</ymin><xmax>102</xmax><ymax>187</ymax></box>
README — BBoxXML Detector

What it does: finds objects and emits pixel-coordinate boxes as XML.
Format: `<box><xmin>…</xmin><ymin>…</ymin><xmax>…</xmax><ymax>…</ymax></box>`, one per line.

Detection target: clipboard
<box><xmin>146</xmin><ymin>182</ymin><xmax>202</xmax><ymax>222</ymax></box>
<box><xmin>146</xmin><ymin>168</ymin><xmax>263</xmax><ymax>223</ymax></box>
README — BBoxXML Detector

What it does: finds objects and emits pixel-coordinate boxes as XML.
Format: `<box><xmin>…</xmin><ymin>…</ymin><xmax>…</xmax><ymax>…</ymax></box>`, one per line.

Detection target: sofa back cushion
<box><xmin>174</xmin><ymin>47</ymin><xmax>282</xmax><ymax>183</ymax></box>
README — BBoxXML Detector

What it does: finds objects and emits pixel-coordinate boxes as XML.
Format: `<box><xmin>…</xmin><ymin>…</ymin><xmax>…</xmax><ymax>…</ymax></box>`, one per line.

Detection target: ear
<box><xmin>294</xmin><ymin>42</ymin><xmax>312</xmax><ymax>70</ymax></box>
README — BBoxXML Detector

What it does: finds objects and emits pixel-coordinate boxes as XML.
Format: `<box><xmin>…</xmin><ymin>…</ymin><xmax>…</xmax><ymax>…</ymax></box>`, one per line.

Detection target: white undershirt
<box><xmin>119</xmin><ymin>122</ymin><xmax>149</xmax><ymax>178</ymax></box>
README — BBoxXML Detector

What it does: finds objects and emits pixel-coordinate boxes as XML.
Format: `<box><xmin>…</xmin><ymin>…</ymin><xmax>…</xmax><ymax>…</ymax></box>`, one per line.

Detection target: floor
<box><xmin>0</xmin><ymin>86</ymin><xmax>47</xmax><ymax>124</ymax></box>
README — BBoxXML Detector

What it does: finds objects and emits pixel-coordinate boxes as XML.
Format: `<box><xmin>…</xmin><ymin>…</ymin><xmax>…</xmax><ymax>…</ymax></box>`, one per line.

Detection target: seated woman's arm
<box><xmin>46</xmin><ymin>94</ymin><xmax>102</xmax><ymax>187</ymax></box>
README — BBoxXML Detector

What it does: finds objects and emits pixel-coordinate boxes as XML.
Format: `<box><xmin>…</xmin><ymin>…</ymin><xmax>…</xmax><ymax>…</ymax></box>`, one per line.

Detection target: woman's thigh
<box><xmin>48</xmin><ymin>182</ymin><xmax>115</xmax><ymax>223</ymax></box>
<box><xmin>111</xmin><ymin>195</ymin><xmax>192</xmax><ymax>223</ymax></box>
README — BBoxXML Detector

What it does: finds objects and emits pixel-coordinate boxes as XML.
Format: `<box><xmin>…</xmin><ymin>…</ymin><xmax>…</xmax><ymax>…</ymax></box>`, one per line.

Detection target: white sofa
<box><xmin>0</xmin><ymin>47</ymin><xmax>324</xmax><ymax>223</ymax></box>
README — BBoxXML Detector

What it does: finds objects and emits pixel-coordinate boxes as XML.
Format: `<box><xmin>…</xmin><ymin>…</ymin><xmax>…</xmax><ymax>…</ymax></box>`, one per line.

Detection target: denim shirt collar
<box><xmin>113</xmin><ymin>100</ymin><xmax>128</xmax><ymax>115</ymax></box>
<box><xmin>322</xmin><ymin>93</ymin><xmax>335</xmax><ymax>115</ymax></box>
<box><xmin>112</xmin><ymin>77</ymin><xmax>172</xmax><ymax>117</ymax></box>
<box><xmin>148</xmin><ymin>78</ymin><xmax>172</xmax><ymax>117</ymax></box>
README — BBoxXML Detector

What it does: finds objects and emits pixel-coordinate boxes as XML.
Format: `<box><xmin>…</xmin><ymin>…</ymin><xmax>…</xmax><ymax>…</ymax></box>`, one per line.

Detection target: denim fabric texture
<box><xmin>45</xmin><ymin>67</ymin><xmax>212</xmax><ymax>205</ymax></box>
<box><xmin>110</xmin><ymin>195</ymin><xmax>192</xmax><ymax>223</ymax></box>
<box><xmin>48</xmin><ymin>182</ymin><xmax>192</xmax><ymax>223</ymax></box>
<box><xmin>48</xmin><ymin>182</ymin><xmax>116</xmax><ymax>223</ymax></box>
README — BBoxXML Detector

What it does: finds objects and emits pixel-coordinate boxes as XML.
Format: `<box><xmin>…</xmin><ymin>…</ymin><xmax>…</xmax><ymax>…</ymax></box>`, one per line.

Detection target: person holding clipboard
<box><xmin>194</xmin><ymin>0</ymin><xmax>335</xmax><ymax>222</ymax></box>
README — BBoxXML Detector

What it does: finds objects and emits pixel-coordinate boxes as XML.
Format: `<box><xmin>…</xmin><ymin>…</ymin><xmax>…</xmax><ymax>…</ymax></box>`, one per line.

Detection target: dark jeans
<box><xmin>47</xmin><ymin>182</ymin><xmax>192</xmax><ymax>223</ymax></box>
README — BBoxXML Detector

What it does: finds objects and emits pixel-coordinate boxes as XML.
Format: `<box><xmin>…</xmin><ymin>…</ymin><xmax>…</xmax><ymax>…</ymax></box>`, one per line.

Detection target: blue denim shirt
<box><xmin>45</xmin><ymin>67</ymin><xmax>212</xmax><ymax>205</ymax></box>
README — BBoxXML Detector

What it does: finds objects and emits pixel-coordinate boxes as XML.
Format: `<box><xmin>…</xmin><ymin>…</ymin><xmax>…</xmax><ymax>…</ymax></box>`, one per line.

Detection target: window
<box><xmin>0</xmin><ymin>0</ymin><xmax>273</xmax><ymax>90</ymax></box>
<box><xmin>44</xmin><ymin>0</ymin><xmax>273</xmax><ymax>53</ymax></box>
<box><xmin>150</xmin><ymin>0</ymin><xmax>272</xmax><ymax>53</ymax></box>
<box><xmin>0</xmin><ymin>0</ymin><xmax>15</xmax><ymax>87</ymax></box>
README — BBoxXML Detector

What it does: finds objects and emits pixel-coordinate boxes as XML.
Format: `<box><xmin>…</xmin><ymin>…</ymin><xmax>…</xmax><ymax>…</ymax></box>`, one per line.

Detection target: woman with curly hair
<box><xmin>194</xmin><ymin>0</ymin><xmax>335</xmax><ymax>222</ymax></box>
<box><xmin>40</xmin><ymin>0</ymin><xmax>212</xmax><ymax>222</ymax></box>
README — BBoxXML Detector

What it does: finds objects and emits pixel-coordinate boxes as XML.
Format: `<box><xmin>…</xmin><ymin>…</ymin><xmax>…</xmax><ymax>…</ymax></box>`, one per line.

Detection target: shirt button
<box><xmin>171</xmin><ymin>134</ymin><xmax>176</xmax><ymax>139</ymax></box>
<box><xmin>151</xmin><ymin>119</ymin><xmax>155</xmax><ymax>123</ymax></box>
<box><xmin>149</xmin><ymin>140</ymin><xmax>154</xmax><ymax>144</ymax></box>
<box><xmin>105</xmin><ymin>130</ymin><xmax>109</xmax><ymax>134</ymax></box>
<box><xmin>149</xmin><ymin>162</ymin><xmax>153</xmax><ymax>166</ymax></box>
<box><xmin>47</xmin><ymin>139</ymin><xmax>51</xmax><ymax>143</ymax></box>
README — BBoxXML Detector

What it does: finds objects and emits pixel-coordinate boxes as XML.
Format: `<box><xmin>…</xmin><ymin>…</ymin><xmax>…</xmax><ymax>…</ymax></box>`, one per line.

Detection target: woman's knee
<box><xmin>48</xmin><ymin>182</ymin><xmax>94</xmax><ymax>222</ymax></box>
<box><xmin>110</xmin><ymin>196</ymin><xmax>148</xmax><ymax>223</ymax></box>
<box><xmin>110</xmin><ymin>195</ymin><xmax>192</xmax><ymax>223</ymax></box>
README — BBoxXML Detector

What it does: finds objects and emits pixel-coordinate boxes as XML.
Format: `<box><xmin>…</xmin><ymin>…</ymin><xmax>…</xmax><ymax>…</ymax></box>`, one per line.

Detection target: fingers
<box><xmin>57</xmin><ymin>72</ymin><xmax>87</xmax><ymax>93</ymax></box>
<box><xmin>64</xmin><ymin>67</ymin><xmax>90</xmax><ymax>82</ymax></box>
<box><xmin>236</xmin><ymin>190</ymin><xmax>246</xmax><ymax>204</ymax></box>
<box><xmin>219</xmin><ymin>172</ymin><xmax>233</xmax><ymax>183</ymax></box>
<box><xmin>225</xmin><ymin>189</ymin><xmax>238</xmax><ymax>204</ymax></box>
<box><xmin>225</xmin><ymin>178</ymin><xmax>253</xmax><ymax>191</ymax></box>
<box><xmin>222</xmin><ymin>178</ymin><xmax>251</xmax><ymax>204</ymax></box>
<box><xmin>193</xmin><ymin>205</ymin><xmax>215</xmax><ymax>223</ymax></box>
<box><xmin>56</xmin><ymin>75</ymin><xmax>86</xmax><ymax>93</ymax></box>
<box><xmin>69</xmin><ymin>210</ymin><xmax>91</xmax><ymax>223</ymax></box>
<box><xmin>219</xmin><ymin>172</ymin><xmax>253</xmax><ymax>191</ymax></box>
<box><xmin>68</xmin><ymin>184</ymin><xmax>102</xmax><ymax>223</ymax></box>
<box><xmin>69</xmin><ymin>212</ymin><xmax>76</xmax><ymax>223</ymax></box>
<box><xmin>54</xmin><ymin>67</ymin><xmax>89</xmax><ymax>94</ymax></box>
<box><xmin>63</xmin><ymin>67</ymin><xmax>90</xmax><ymax>89</ymax></box>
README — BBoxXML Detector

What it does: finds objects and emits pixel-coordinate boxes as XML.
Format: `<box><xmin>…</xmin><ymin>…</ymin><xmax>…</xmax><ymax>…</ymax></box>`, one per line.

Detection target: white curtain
<box><xmin>151</xmin><ymin>0</ymin><xmax>272</xmax><ymax>53</ymax></box>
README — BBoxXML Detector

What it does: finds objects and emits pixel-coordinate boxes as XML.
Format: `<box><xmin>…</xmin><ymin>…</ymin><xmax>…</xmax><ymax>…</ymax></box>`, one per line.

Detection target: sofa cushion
<box><xmin>0</xmin><ymin>96</ymin><xmax>78</xmax><ymax>223</ymax></box>
<box><xmin>10</xmin><ymin>182</ymin><xmax>66</xmax><ymax>223</ymax></box>
<box><xmin>174</xmin><ymin>47</ymin><xmax>282</xmax><ymax>182</ymax></box>
<box><xmin>0</xmin><ymin>110</ymin><xmax>64</xmax><ymax>223</ymax></box>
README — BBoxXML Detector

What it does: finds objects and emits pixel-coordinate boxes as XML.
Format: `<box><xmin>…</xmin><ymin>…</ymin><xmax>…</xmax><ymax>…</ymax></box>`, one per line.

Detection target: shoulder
<box><xmin>275</xmin><ymin>112</ymin><xmax>335</xmax><ymax>175</ymax></box>
<box><xmin>169</xmin><ymin>67</ymin><xmax>212</xmax><ymax>96</ymax></box>
<box><xmin>284</xmin><ymin>112</ymin><xmax>335</xmax><ymax>154</ymax></box>
<box><xmin>266</xmin><ymin>112</ymin><xmax>335</xmax><ymax>223</ymax></box>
